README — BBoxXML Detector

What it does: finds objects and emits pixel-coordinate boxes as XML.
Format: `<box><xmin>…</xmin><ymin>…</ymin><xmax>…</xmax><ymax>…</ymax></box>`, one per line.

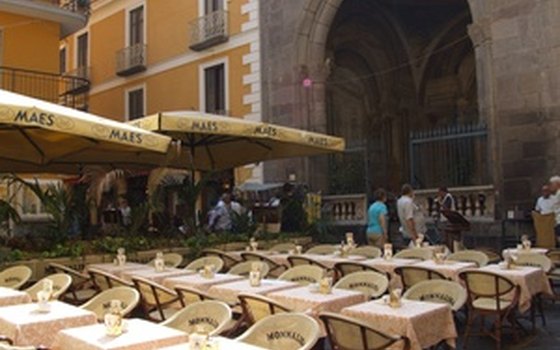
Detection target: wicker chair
<box><xmin>228</xmin><ymin>261</ymin><xmax>270</xmax><ymax>278</ymax></box>
<box><xmin>278</xmin><ymin>265</ymin><xmax>325</xmax><ymax>286</ymax></box>
<box><xmin>394</xmin><ymin>266</ymin><xmax>446</xmax><ymax>291</ymax></box>
<box><xmin>305</xmin><ymin>245</ymin><xmax>337</xmax><ymax>255</ymax></box>
<box><xmin>238</xmin><ymin>293</ymin><xmax>291</xmax><ymax>325</ymax></box>
<box><xmin>334</xmin><ymin>271</ymin><xmax>389</xmax><ymax>299</ymax></box>
<box><xmin>80</xmin><ymin>286</ymin><xmax>140</xmax><ymax>321</ymax></box>
<box><xmin>447</xmin><ymin>250</ymin><xmax>489</xmax><ymax>267</ymax></box>
<box><xmin>287</xmin><ymin>255</ymin><xmax>331</xmax><ymax>270</ymax></box>
<box><xmin>147</xmin><ymin>253</ymin><xmax>183</xmax><ymax>268</ymax></box>
<box><xmin>403</xmin><ymin>280</ymin><xmax>467</xmax><ymax>312</ymax></box>
<box><xmin>236</xmin><ymin>313</ymin><xmax>320</xmax><ymax>350</ymax></box>
<box><xmin>240</xmin><ymin>252</ymin><xmax>287</xmax><ymax>278</ymax></box>
<box><xmin>184</xmin><ymin>256</ymin><xmax>224</xmax><ymax>273</ymax></box>
<box><xmin>514</xmin><ymin>253</ymin><xmax>553</xmax><ymax>328</ymax></box>
<box><xmin>269</xmin><ymin>243</ymin><xmax>297</xmax><ymax>254</ymax></box>
<box><xmin>459</xmin><ymin>270</ymin><xmax>520</xmax><ymax>350</ymax></box>
<box><xmin>478</xmin><ymin>248</ymin><xmax>501</xmax><ymax>264</ymax></box>
<box><xmin>48</xmin><ymin>263</ymin><xmax>96</xmax><ymax>303</ymax></box>
<box><xmin>333</xmin><ymin>262</ymin><xmax>388</xmax><ymax>279</ymax></box>
<box><xmin>88</xmin><ymin>268</ymin><xmax>133</xmax><ymax>292</ymax></box>
<box><xmin>201</xmin><ymin>249</ymin><xmax>240</xmax><ymax>272</ymax></box>
<box><xmin>175</xmin><ymin>285</ymin><xmax>216</xmax><ymax>307</ymax></box>
<box><xmin>393</xmin><ymin>248</ymin><xmax>433</xmax><ymax>261</ymax></box>
<box><xmin>320</xmin><ymin>312</ymin><xmax>410</xmax><ymax>350</ymax></box>
<box><xmin>349</xmin><ymin>246</ymin><xmax>382</xmax><ymax>259</ymax></box>
<box><xmin>0</xmin><ymin>266</ymin><xmax>32</xmax><ymax>290</ymax></box>
<box><xmin>161</xmin><ymin>300</ymin><xmax>233</xmax><ymax>336</ymax></box>
<box><xmin>24</xmin><ymin>273</ymin><xmax>72</xmax><ymax>302</ymax></box>
<box><xmin>132</xmin><ymin>277</ymin><xmax>180</xmax><ymax>321</ymax></box>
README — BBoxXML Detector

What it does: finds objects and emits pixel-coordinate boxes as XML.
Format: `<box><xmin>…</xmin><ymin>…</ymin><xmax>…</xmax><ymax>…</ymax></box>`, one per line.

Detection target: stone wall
<box><xmin>260</xmin><ymin>0</ymin><xmax>560</xmax><ymax>217</ymax></box>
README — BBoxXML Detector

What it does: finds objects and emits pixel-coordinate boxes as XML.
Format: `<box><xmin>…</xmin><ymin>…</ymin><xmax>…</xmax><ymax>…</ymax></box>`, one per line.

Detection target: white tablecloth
<box><xmin>0</xmin><ymin>301</ymin><xmax>97</xmax><ymax>347</ymax></box>
<box><xmin>301</xmin><ymin>254</ymin><xmax>367</xmax><ymax>269</ymax></box>
<box><xmin>342</xmin><ymin>299</ymin><xmax>457</xmax><ymax>350</ymax></box>
<box><xmin>502</xmin><ymin>248</ymin><xmax>548</xmax><ymax>258</ymax></box>
<box><xmin>360</xmin><ymin>258</ymin><xmax>420</xmax><ymax>288</ymax></box>
<box><xmin>0</xmin><ymin>286</ymin><xmax>31</xmax><ymax>306</ymax></box>
<box><xmin>86</xmin><ymin>263</ymin><xmax>149</xmax><ymax>278</ymax></box>
<box><xmin>53</xmin><ymin>319</ymin><xmax>188</xmax><ymax>350</ymax></box>
<box><xmin>158</xmin><ymin>337</ymin><xmax>267</xmax><ymax>350</ymax></box>
<box><xmin>121</xmin><ymin>268</ymin><xmax>194</xmax><ymax>284</ymax></box>
<box><xmin>412</xmin><ymin>260</ymin><xmax>476</xmax><ymax>281</ymax></box>
<box><xmin>162</xmin><ymin>273</ymin><xmax>245</xmax><ymax>292</ymax></box>
<box><xmin>207</xmin><ymin>279</ymin><xmax>300</xmax><ymax>304</ymax></box>
<box><xmin>479</xmin><ymin>264</ymin><xmax>554</xmax><ymax>313</ymax></box>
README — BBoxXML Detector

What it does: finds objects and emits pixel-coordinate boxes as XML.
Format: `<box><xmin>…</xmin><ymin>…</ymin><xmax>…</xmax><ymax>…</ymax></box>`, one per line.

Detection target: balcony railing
<box><xmin>189</xmin><ymin>10</ymin><xmax>229</xmax><ymax>51</ymax></box>
<box><xmin>65</xmin><ymin>65</ymin><xmax>90</xmax><ymax>94</ymax></box>
<box><xmin>414</xmin><ymin>185</ymin><xmax>496</xmax><ymax>222</ymax></box>
<box><xmin>0</xmin><ymin>66</ymin><xmax>90</xmax><ymax>110</ymax></box>
<box><xmin>33</xmin><ymin>0</ymin><xmax>90</xmax><ymax>16</ymax></box>
<box><xmin>322</xmin><ymin>194</ymin><xmax>368</xmax><ymax>226</ymax></box>
<box><xmin>116</xmin><ymin>43</ymin><xmax>147</xmax><ymax>77</ymax></box>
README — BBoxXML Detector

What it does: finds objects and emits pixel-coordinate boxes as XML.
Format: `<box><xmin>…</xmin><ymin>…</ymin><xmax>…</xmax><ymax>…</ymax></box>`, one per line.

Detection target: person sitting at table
<box><xmin>366</xmin><ymin>188</ymin><xmax>388</xmax><ymax>248</ymax></box>
<box><xmin>397</xmin><ymin>184</ymin><xmax>427</xmax><ymax>247</ymax></box>
<box><xmin>535</xmin><ymin>184</ymin><xmax>555</xmax><ymax>215</ymax></box>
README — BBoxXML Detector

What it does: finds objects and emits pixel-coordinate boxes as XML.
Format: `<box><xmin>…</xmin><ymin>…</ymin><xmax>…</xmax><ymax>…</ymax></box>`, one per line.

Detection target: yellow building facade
<box><xmin>62</xmin><ymin>0</ymin><xmax>262</xmax><ymax>183</ymax></box>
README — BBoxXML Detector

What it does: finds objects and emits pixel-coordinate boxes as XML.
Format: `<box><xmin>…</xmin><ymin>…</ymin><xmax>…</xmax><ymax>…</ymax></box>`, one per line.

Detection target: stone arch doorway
<box><xmin>295</xmin><ymin>0</ymin><xmax>481</xmax><ymax>196</ymax></box>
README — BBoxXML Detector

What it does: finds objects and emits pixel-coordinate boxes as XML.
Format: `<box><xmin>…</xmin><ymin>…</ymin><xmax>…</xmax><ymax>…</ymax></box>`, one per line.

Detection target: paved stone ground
<box><xmin>458</xmin><ymin>301</ymin><xmax>560</xmax><ymax>350</ymax></box>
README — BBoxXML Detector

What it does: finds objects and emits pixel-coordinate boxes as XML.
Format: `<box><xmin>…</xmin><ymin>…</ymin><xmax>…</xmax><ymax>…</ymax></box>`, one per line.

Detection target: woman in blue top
<box><xmin>367</xmin><ymin>188</ymin><xmax>388</xmax><ymax>247</ymax></box>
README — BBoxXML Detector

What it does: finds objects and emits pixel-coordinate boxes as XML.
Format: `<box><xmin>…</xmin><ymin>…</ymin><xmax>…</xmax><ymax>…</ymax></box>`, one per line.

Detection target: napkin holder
<box><xmin>414</xmin><ymin>234</ymin><xmax>425</xmax><ymax>248</ymax></box>
<box><xmin>295</xmin><ymin>245</ymin><xmax>303</xmax><ymax>254</ymax></box>
<box><xmin>200</xmin><ymin>265</ymin><xmax>216</xmax><ymax>279</ymax></box>
<box><xmin>522</xmin><ymin>239</ymin><xmax>531</xmax><ymax>250</ymax></box>
<box><xmin>346</xmin><ymin>232</ymin><xmax>356</xmax><ymax>249</ymax></box>
<box><xmin>36</xmin><ymin>291</ymin><xmax>51</xmax><ymax>313</ymax></box>
<box><xmin>189</xmin><ymin>326</ymin><xmax>209</xmax><ymax>350</ymax></box>
<box><xmin>339</xmin><ymin>243</ymin><xmax>350</xmax><ymax>258</ymax></box>
<box><xmin>319</xmin><ymin>277</ymin><xmax>333</xmax><ymax>295</ymax></box>
<box><xmin>434</xmin><ymin>252</ymin><xmax>445</xmax><ymax>265</ymax></box>
<box><xmin>249</xmin><ymin>271</ymin><xmax>261</xmax><ymax>287</ymax></box>
<box><xmin>383</xmin><ymin>244</ymin><xmax>393</xmax><ymax>260</ymax></box>
<box><xmin>154</xmin><ymin>258</ymin><xmax>165</xmax><ymax>272</ymax></box>
<box><xmin>104</xmin><ymin>300</ymin><xmax>123</xmax><ymax>337</ymax></box>
<box><xmin>389</xmin><ymin>289</ymin><xmax>402</xmax><ymax>308</ymax></box>
<box><xmin>116</xmin><ymin>248</ymin><xmax>127</xmax><ymax>266</ymax></box>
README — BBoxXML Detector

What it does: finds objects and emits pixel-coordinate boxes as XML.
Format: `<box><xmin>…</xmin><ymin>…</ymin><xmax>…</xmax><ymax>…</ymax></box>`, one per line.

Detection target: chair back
<box><xmin>320</xmin><ymin>312</ymin><xmax>409</xmax><ymax>350</ymax></box>
<box><xmin>287</xmin><ymin>256</ymin><xmax>330</xmax><ymax>270</ymax></box>
<box><xmin>228</xmin><ymin>261</ymin><xmax>270</xmax><ymax>277</ymax></box>
<box><xmin>269</xmin><ymin>243</ymin><xmax>297</xmax><ymax>254</ymax></box>
<box><xmin>148</xmin><ymin>253</ymin><xmax>183</xmax><ymax>268</ymax></box>
<box><xmin>532</xmin><ymin>211</ymin><xmax>556</xmax><ymax>248</ymax></box>
<box><xmin>80</xmin><ymin>286</ymin><xmax>140</xmax><ymax>321</ymax></box>
<box><xmin>132</xmin><ymin>277</ymin><xmax>179</xmax><ymax>321</ymax></box>
<box><xmin>278</xmin><ymin>265</ymin><xmax>324</xmax><ymax>286</ymax></box>
<box><xmin>394</xmin><ymin>266</ymin><xmax>446</xmax><ymax>290</ymax></box>
<box><xmin>88</xmin><ymin>268</ymin><xmax>133</xmax><ymax>291</ymax></box>
<box><xmin>477</xmin><ymin>248</ymin><xmax>501</xmax><ymax>264</ymax></box>
<box><xmin>515</xmin><ymin>253</ymin><xmax>553</xmax><ymax>272</ymax></box>
<box><xmin>201</xmin><ymin>249</ymin><xmax>240</xmax><ymax>271</ymax></box>
<box><xmin>240</xmin><ymin>252</ymin><xmax>286</xmax><ymax>277</ymax></box>
<box><xmin>161</xmin><ymin>300</ymin><xmax>232</xmax><ymax>336</ymax></box>
<box><xmin>175</xmin><ymin>285</ymin><xmax>215</xmax><ymax>307</ymax></box>
<box><xmin>334</xmin><ymin>271</ymin><xmax>389</xmax><ymax>299</ymax></box>
<box><xmin>48</xmin><ymin>263</ymin><xmax>90</xmax><ymax>286</ymax></box>
<box><xmin>0</xmin><ymin>265</ymin><xmax>32</xmax><ymax>290</ymax></box>
<box><xmin>446</xmin><ymin>250</ymin><xmax>489</xmax><ymax>267</ymax></box>
<box><xmin>334</xmin><ymin>262</ymin><xmax>387</xmax><ymax>278</ymax></box>
<box><xmin>394</xmin><ymin>248</ymin><xmax>433</xmax><ymax>260</ymax></box>
<box><xmin>403</xmin><ymin>280</ymin><xmax>467</xmax><ymax>311</ymax></box>
<box><xmin>238</xmin><ymin>293</ymin><xmax>291</xmax><ymax>324</ymax></box>
<box><xmin>547</xmin><ymin>249</ymin><xmax>560</xmax><ymax>267</ymax></box>
<box><xmin>236</xmin><ymin>313</ymin><xmax>320</xmax><ymax>350</ymax></box>
<box><xmin>25</xmin><ymin>273</ymin><xmax>72</xmax><ymax>302</ymax></box>
<box><xmin>184</xmin><ymin>256</ymin><xmax>224</xmax><ymax>273</ymax></box>
<box><xmin>459</xmin><ymin>270</ymin><xmax>518</xmax><ymax>313</ymax></box>
<box><xmin>305</xmin><ymin>245</ymin><xmax>336</xmax><ymax>255</ymax></box>
<box><xmin>349</xmin><ymin>246</ymin><xmax>382</xmax><ymax>259</ymax></box>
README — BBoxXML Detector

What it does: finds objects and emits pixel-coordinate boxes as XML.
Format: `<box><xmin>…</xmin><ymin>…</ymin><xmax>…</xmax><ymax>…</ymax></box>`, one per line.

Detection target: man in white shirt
<box><xmin>397</xmin><ymin>184</ymin><xmax>427</xmax><ymax>246</ymax></box>
<box><xmin>535</xmin><ymin>184</ymin><xmax>555</xmax><ymax>214</ymax></box>
<box><xmin>550</xmin><ymin>176</ymin><xmax>560</xmax><ymax>245</ymax></box>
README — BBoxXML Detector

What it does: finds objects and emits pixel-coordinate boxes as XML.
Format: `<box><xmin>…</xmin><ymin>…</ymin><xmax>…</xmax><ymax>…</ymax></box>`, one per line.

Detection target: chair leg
<box><xmin>463</xmin><ymin>310</ymin><xmax>475</xmax><ymax>350</ymax></box>
<box><xmin>494</xmin><ymin>316</ymin><xmax>502</xmax><ymax>350</ymax></box>
<box><xmin>530</xmin><ymin>302</ymin><xmax>536</xmax><ymax>332</ymax></box>
<box><xmin>537</xmin><ymin>295</ymin><xmax>546</xmax><ymax>327</ymax></box>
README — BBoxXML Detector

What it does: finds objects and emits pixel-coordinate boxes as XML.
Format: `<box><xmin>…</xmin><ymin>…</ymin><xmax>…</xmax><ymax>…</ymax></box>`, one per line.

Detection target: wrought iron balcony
<box><xmin>65</xmin><ymin>65</ymin><xmax>90</xmax><ymax>94</ymax></box>
<box><xmin>189</xmin><ymin>10</ymin><xmax>229</xmax><ymax>51</ymax></box>
<box><xmin>44</xmin><ymin>0</ymin><xmax>90</xmax><ymax>15</ymax></box>
<box><xmin>116</xmin><ymin>43</ymin><xmax>147</xmax><ymax>77</ymax></box>
<box><xmin>0</xmin><ymin>66</ymin><xmax>90</xmax><ymax>110</ymax></box>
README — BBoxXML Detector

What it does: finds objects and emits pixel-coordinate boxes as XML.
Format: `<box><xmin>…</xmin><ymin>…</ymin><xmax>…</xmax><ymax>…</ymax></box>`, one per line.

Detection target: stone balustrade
<box><xmin>322</xmin><ymin>194</ymin><xmax>367</xmax><ymax>226</ymax></box>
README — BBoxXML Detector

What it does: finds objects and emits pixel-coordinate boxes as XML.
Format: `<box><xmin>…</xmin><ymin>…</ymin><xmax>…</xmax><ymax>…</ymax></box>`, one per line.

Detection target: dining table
<box><xmin>341</xmin><ymin>299</ymin><xmax>457</xmax><ymax>350</ymax></box>
<box><xmin>0</xmin><ymin>300</ymin><xmax>97</xmax><ymax>347</ymax></box>
<box><xmin>158</xmin><ymin>337</ymin><xmax>268</xmax><ymax>350</ymax></box>
<box><xmin>86</xmin><ymin>262</ymin><xmax>150</xmax><ymax>278</ymax></box>
<box><xmin>120</xmin><ymin>268</ymin><xmax>194</xmax><ymax>284</ymax></box>
<box><xmin>360</xmin><ymin>258</ymin><xmax>420</xmax><ymax>288</ymax></box>
<box><xmin>207</xmin><ymin>278</ymin><xmax>300</xmax><ymax>304</ymax></box>
<box><xmin>413</xmin><ymin>259</ymin><xmax>476</xmax><ymax>282</ymax></box>
<box><xmin>0</xmin><ymin>286</ymin><xmax>31</xmax><ymax>307</ymax></box>
<box><xmin>162</xmin><ymin>273</ymin><xmax>245</xmax><ymax>292</ymax></box>
<box><xmin>53</xmin><ymin>318</ymin><xmax>188</xmax><ymax>350</ymax></box>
